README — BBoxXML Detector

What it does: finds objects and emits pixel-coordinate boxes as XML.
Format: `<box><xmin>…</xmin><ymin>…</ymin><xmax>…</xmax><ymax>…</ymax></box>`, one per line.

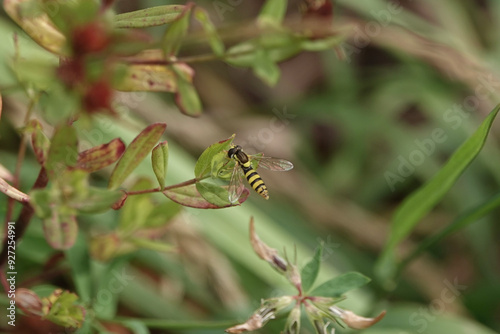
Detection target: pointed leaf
<box><xmin>43</xmin><ymin>290</ymin><xmax>85</xmax><ymax>328</ymax></box>
<box><xmin>378</xmin><ymin>104</ymin><xmax>500</xmax><ymax>281</ymax></box>
<box><xmin>196</xmin><ymin>182</ymin><xmax>231</xmax><ymax>207</ymax></box>
<box><xmin>310</xmin><ymin>272</ymin><xmax>371</xmax><ymax>298</ymax></box>
<box><xmin>194</xmin><ymin>135</ymin><xmax>234</xmax><ymax>179</ymax></box>
<box><xmin>108</xmin><ymin>123</ymin><xmax>167</xmax><ymax>189</ymax></box>
<box><xmin>163</xmin><ymin>184</ymin><xmax>248</xmax><ymax>209</ymax></box>
<box><xmin>173</xmin><ymin>64</ymin><xmax>202</xmax><ymax>116</ymax></box>
<box><xmin>25</xmin><ymin>119</ymin><xmax>50</xmax><ymax>166</ymax></box>
<box><xmin>162</xmin><ymin>4</ymin><xmax>193</xmax><ymax>57</ymax></box>
<box><xmin>253</xmin><ymin>52</ymin><xmax>281</xmax><ymax>86</ymax></box>
<box><xmin>77</xmin><ymin>138</ymin><xmax>125</xmax><ymax>172</ymax></box>
<box><xmin>43</xmin><ymin>212</ymin><xmax>78</xmax><ymax>250</ymax></box>
<box><xmin>258</xmin><ymin>0</ymin><xmax>288</xmax><ymax>26</ymax></box>
<box><xmin>301</xmin><ymin>243</ymin><xmax>323</xmax><ymax>293</ymax></box>
<box><xmin>46</xmin><ymin>125</ymin><xmax>78</xmax><ymax>179</ymax></box>
<box><xmin>151</xmin><ymin>141</ymin><xmax>169</xmax><ymax>188</ymax></box>
<box><xmin>194</xmin><ymin>7</ymin><xmax>225</xmax><ymax>56</ymax></box>
<box><xmin>114</xmin><ymin>5</ymin><xmax>185</xmax><ymax>28</ymax></box>
<box><xmin>118</xmin><ymin>179</ymin><xmax>155</xmax><ymax>232</ymax></box>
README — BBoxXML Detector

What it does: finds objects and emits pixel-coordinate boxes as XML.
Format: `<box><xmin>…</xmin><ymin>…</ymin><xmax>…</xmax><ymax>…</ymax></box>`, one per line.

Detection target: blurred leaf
<box><xmin>0</xmin><ymin>178</ymin><xmax>29</xmax><ymax>203</ymax></box>
<box><xmin>30</xmin><ymin>189</ymin><xmax>53</xmax><ymax>219</ymax></box>
<box><xmin>196</xmin><ymin>182</ymin><xmax>231</xmax><ymax>207</ymax></box>
<box><xmin>70</xmin><ymin>188</ymin><xmax>123</xmax><ymax>213</ymax></box>
<box><xmin>130</xmin><ymin>238</ymin><xmax>174</xmax><ymax>253</ymax></box>
<box><xmin>25</xmin><ymin>119</ymin><xmax>50</xmax><ymax>165</ymax></box>
<box><xmin>108</xmin><ymin>123</ymin><xmax>167</xmax><ymax>189</ymax></box>
<box><xmin>400</xmin><ymin>191</ymin><xmax>500</xmax><ymax>273</ymax></box>
<box><xmin>145</xmin><ymin>201</ymin><xmax>181</xmax><ymax>228</ymax></box>
<box><xmin>42</xmin><ymin>289</ymin><xmax>85</xmax><ymax>328</ymax></box>
<box><xmin>378</xmin><ymin>104</ymin><xmax>500</xmax><ymax>282</ymax></box>
<box><xmin>300</xmin><ymin>34</ymin><xmax>345</xmax><ymax>51</ymax></box>
<box><xmin>4</xmin><ymin>0</ymin><xmax>67</xmax><ymax>55</ymax></box>
<box><xmin>115</xmin><ymin>64</ymin><xmax>178</xmax><ymax>92</ymax></box>
<box><xmin>162</xmin><ymin>4</ymin><xmax>193</xmax><ymax>57</ymax></box>
<box><xmin>173</xmin><ymin>63</ymin><xmax>202</xmax><ymax>116</ymax></box>
<box><xmin>77</xmin><ymin>138</ymin><xmax>125</xmax><ymax>172</ymax></box>
<box><xmin>309</xmin><ymin>272</ymin><xmax>371</xmax><ymax>297</ymax></box>
<box><xmin>119</xmin><ymin>179</ymin><xmax>155</xmax><ymax>232</ymax></box>
<box><xmin>301</xmin><ymin>243</ymin><xmax>323</xmax><ymax>293</ymax></box>
<box><xmin>193</xmin><ymin>7</ymin><xmax>225</xmax><ymax>56</ymax></box>
<box><xmin>163</xmin><ymin>184</ymin><xmax>248</xmax><ymax>209</ymax></box>
<box><xmin>46</xmin><ymin>125</ymin><xmax>78</xmax><ymax>178</ymax></box>
<box><xmin>65</xmin><ymin>234</ymin><xmax>92</xmax><ymax>303</ymax></box>
<box><xmin>39</xmin><ymin>86</ymin><xmax>80</xmax><ymax>124</ymax></box>
<box><xmin>151</xmin><ymin>141</ymin><xmax>169</xmax><ymax>188</ymax></box>
<box><xmin>253</xmin><ymin>51</ymin><xmax>281</xmax><ymax>86</ymax></box>
<box><xmin>11</xmin><ymin>58</ymin><xmax>58</xmax><ymax>91</ymax></box>
<box><xmin>89</xmin><ymin>233</ymin><xmax>124</xmax><ymax>262</ymax></box>
<box><xmin>258</xmin><ymin>0</ymin><xmax>288</xmax><ymax>26</ymax></box>
<box><xmin>42</xmin><ymin>212</ymin><xmax>78</xmax><ymax>250</ymax></box>
<box><xmin>194</xmin><ymin>135</ymin><xmax>234</xmax><ymax>179</ymax></box>
<box><xmin>114</xmin><ymin>5</ymin><xmax>185</xmax><ymax>28</ymax></box>
<box><xmin>122</xmin><ymin>319</ymin><xmax>151</xmax><ymax>334</ymax></box>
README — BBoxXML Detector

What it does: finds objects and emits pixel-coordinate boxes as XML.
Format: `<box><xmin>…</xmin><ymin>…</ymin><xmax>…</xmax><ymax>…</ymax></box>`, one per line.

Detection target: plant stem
<box><xmin>126</xmin><ymin>176</ymin><xmax>209</xmax><ymax>196</ymax></box>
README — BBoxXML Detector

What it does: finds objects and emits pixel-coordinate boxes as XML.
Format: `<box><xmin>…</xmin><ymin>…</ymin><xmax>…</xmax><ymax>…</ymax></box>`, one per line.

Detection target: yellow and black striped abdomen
<box><xmin>241</xmin><ymin>163</ymin><xmax>269</xmax><ymax>200</ymax></box>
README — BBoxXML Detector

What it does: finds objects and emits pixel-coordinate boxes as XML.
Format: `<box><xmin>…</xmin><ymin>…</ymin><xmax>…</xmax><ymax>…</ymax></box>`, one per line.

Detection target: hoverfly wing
<box><xmin>255</xmin><ymin>156</ymin><xmax>294</xmax><ymax>171</ymax></box>
<box><xmin>228</xmin><ymin>163</ymin><xmax>245</xmax><ymax>203</ymax></box>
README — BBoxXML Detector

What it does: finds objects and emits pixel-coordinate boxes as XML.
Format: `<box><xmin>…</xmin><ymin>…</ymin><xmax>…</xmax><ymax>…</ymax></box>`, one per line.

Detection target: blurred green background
<box><xmin>1</xmin><ymin>0</ymin><xmax>500</xmax><ymax>333</ymax></box>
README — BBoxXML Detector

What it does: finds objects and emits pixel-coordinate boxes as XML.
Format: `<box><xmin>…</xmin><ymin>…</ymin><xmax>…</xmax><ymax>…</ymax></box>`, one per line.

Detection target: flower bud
<box><xmin>249</xmin><ymin>217</ymin><xmax>287</xmax><ymax>273</ymax></box>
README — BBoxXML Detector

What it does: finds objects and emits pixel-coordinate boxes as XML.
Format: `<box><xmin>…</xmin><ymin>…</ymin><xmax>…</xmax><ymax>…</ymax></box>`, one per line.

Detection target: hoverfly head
<box><xmin>227</xmin><ymin>144</ymin><xmax>242</xmax><ymax>159</ymax></box>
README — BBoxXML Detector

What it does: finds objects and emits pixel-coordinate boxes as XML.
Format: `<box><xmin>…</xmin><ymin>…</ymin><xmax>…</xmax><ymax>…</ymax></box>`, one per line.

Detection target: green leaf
<box><xmin>196</xmin><ymin>182</ymin><xmax>231</xmax><ymax>207</ymax></box>
<box><xmin>45</xmin><ymin>125</ymin><xmax>78</xmax><ymax>178</ymax></box>
<box><xmin>193</xmin><ymin>7</ymin><xmax>225</xmax><ymax>56</ymax></box>
<box><xmin>25</xmin><ymin>119</ymin><xmax>50</xmax><ymax>166</ymax></box>
<box><xmin>399</xmin><ymin>191</ymin><xmax>500</xmax><ymax>274</ymax></box>
<box><xmin>69</xmin><ymin>188</ymin><xmax>124</xmax><ymax>214</ymax></box>
<box><xmin>162</xmin><ymin>4</ymin><xmax>193</xmax><ymax>57</ymax></box>
<box><xmin>77</xmin><ymin>138</ymin><xmax>125</xmax><ymax>173</ymax></box>
<box><xmin>65</xmin><ymin>234</ymin><xmax>92</xmax><ymax>303</ymax></box>
<box><xmin>145</xmin><ymin>201</ymin><xmax>181</xmax><ymax>228</ymax></box>
<box><xmin>115</xmin><ymin>64</ymin><xmax>178</xmax><ymax>92</ymax></box>
<box><xmin>119</xmin><ymin>179</ymin><xmax>155</xmax><ymax>232</ymax></box>
<box><xmin>173</xmin><ymin>64</ymin><xmax>202</xmax><ymax>117</ymax></box>
<box><xmin>163</xmin><ymin>184</ymin><xmax>249</xmax><ymax>209</ymax></box>
<box><xmin>114</xmin><ymin>5</ymin><xmax>185</xmax><ymax>28</ymax></box>
<box><xmin>30</xmin><ymin>189</ymin><xmax>53</xmax><ymax>219</ymax></box>
<box><xmin>122</xmin><ymin>319</ymin><xmax>151</xmax><ymax>334</ymax></box>
<box><xmin>194</xmin><ymin>135</ymin><xmax>234</xmax><ymax>179</ymax></box>
<box><xmin>377</xmin><ymin>104</ymin><xmax>500</xmax><ymax>282</ymax></box>
<box><xmin>43</xmin><ymin>290</ymin><xmax>86</xmax><ymax>328</ymax></box>
<box><xmin>301</xmin><ymin>243</ymin><xmax>323</xmax><ymax>293</ymax></box>
<box><xmin>151</xmin><ymin>141</ymin><xmax>169</xmax><ymax>188</ymax></box>
<box><xmin>258</xmin><ymin>0</ymin><xmax>288</xmax><ymax>26</ymax></box>
<box><xmin>108</xmin><ymin>123</ymin><xmax>167</xmax><ymax>189</ymax></box>
<box><xmin>42</xmin><ymin>212</ymin><xmax>78</xmax><ymax>250</ymax></box>
<box><xmin>253</xmin><ymin>51</ymin><xmax>281</xmax><ymax>86</ymax></box>
<box><xmin>130</xmin><ymin>238</ymin><xmax>175</xmax><ymax>253</ymax></box>
<box><xmin>309</xmin><ymin>272</ymin><xmax>371</xmax><ymax>298</ymax></box>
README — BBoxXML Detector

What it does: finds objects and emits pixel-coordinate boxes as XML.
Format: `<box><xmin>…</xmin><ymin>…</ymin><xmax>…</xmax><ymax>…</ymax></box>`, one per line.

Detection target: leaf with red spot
<box><xmin>115</xmin><ymin>64</ymin><xmax>178</xmax><ymax>92</ymax></box>
<box><xmin>77</xmin><ymin>138</ymin><xmax>125</xmax><ymax>172</ymax></box>
<box><xmin>163</xmin><ymin>184</ymin><xmax>248</xmax><ymax>209</ymax></box>
<box><xmin>173</xmin><ymin>63</ymin><xmax>202</xmax><ymax>116</ymax></box>
<box><xmin>108</xmin><ymin>123</ymin><xmax>167</xmax><ymax>189</ymax></box>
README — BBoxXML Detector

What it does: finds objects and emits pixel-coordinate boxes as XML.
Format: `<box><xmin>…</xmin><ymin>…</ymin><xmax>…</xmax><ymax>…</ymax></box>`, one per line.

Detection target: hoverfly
<box><xmin>227</xmin><ymin>144</ymin><xmax>294</xmax><ymax>203</ymax></box>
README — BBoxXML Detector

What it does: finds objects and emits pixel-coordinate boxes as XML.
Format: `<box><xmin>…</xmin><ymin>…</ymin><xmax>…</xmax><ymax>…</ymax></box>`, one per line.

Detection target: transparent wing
<box><xmin>228</xmin><ymin>163</ymin><xmax>245</xmax><ymax>203</ymax></box>
<box><xmin>255</xmin><ymin>156</ymin><xmax>294</xmax><ymax>171</ymax></box>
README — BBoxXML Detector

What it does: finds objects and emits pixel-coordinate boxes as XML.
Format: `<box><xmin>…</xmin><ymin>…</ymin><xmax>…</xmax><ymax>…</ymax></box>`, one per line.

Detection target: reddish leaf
<box><xmin>4</xmin><ymin>0</ymin><xmax>67</xmax><ymax>55</ymax></box>
<box><xmin>43</xmin><ymin>213</ymin><xmax>78</xmax><ymax>250</ymax></box>
<box><xmin>115</xmin><ymin>64</ymin><xmax>178</xmax><ymax>92</ymax></box>
<box><xmin>163</xmin><ymin>184</ymin><xmax>249</xmax><ymax>209</ymax></box>
<box><xmin>108</xmin><ymin>123</ymin><xmax>167</xmax><ymax>189</ymax></box>
<box><xmin>77</xmin><ymin>138</ymin><xmax>125</xmax><ymax>172</ymax></box>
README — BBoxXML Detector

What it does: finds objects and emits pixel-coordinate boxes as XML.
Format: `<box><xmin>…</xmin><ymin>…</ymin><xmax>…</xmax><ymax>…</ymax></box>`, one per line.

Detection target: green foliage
<box><xmin>151</xmin><ymin>141</ymin><xmax>169</xmax><ymax>188</ymax></box>
<box><xmin>113</xmin><ymin>5</ymin><xmax>185</xmax><ymax>28</ymax></box>
<box><xmin>301</xmin><ymin>243</ymin><xmax>323</xmax><ymax>293</ymax></box>
<box><xmin>309</xmin><ymin>272</ymin><xmax>371</xmax><ymax>298</ymax></box>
